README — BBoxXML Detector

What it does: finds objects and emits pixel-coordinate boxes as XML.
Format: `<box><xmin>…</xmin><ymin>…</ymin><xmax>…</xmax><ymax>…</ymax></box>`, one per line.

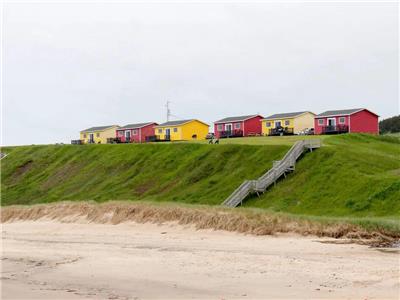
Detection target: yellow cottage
<box><xmin>155</xmin><ymin>119</ymin><xmax>209</xmax><ymax>141</ymax></box>
<box><xmin>261</xmin><ymin>111</ymin><xmax>316</xmax><ymax>136</ymax></box>
<box><xmin>80</xmin><ymin>125</ymin><xmax>119</xmax><ymax>144</ymax></box>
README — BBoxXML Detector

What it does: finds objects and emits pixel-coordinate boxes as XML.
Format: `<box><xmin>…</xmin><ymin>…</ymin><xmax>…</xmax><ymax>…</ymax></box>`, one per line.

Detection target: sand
<box><xmin>1</xmin><ymin>220</ymin><xmax>399</xmax><ymax>300</ymax></box>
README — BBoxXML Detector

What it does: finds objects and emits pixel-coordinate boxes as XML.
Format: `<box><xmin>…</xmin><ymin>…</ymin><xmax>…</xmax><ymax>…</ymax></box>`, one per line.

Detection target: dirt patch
<box><xmin>9</xmin><ymin>160</ymin><xmax>33</xmax><ymax>184</ymax></box>
<box><xmin>41</xmin><ymin>163</ymin><xmax>81</xmax><ymax>191</ymax></box>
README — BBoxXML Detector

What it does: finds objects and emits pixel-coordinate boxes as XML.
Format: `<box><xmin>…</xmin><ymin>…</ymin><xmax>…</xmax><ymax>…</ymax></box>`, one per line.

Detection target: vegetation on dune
<box><xmin>1</xmin><ymin>134</ymin><xmax>399</xmax><ymax>221</ymax></box>
<box><xmin>2</xmin><ymin>201</ymin><xmax>399</xmax><ymax>244</ymax></box>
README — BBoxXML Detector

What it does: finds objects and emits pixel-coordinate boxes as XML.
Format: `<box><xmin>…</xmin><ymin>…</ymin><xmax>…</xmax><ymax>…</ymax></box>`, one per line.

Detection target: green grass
<box><xmin>1</xmin><ymin>143</ymin><xmax>288</xmax><ymax>206</ymax></box>
<box><xmin>1</xmin><ymin>134</ymin><xmax>399</xmax><ymax>221</ymax></box>
<box><xmin>246</xmin><ymin>134</ymin><xmax>400</xmax><ymax>217</ymax></box>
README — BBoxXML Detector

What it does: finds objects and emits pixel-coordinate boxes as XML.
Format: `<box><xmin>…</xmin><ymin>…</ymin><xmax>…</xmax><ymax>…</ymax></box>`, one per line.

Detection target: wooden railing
<box><xmin>222</xmin><ymin>139</ymin><xmax>321</xmax><ymax>208</ymax></box>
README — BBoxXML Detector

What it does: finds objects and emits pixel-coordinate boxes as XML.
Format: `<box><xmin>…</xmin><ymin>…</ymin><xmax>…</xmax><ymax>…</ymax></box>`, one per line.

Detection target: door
<box><xmin>225</xmin><ymin>124</ymin><xmax>232</xmax><ymax>132</ymax></box>
<box><xmin>165</xmin><ymin>128</ymin><xmax>171</xmax><ymax>140</ymax></box>
<box><xmin>328</xmin><ymin>118</ymin><xmax>336</xmax><ymax>126</ymax></box>
<box><xmin>125</xmin><ymin>130</ymin><xmax>131</xmax><ymax>142</ymax></box>
<box><xmin>89</xmin><ymin>133</ymin><xmax>94</xmax><ymax>143</ymax></box>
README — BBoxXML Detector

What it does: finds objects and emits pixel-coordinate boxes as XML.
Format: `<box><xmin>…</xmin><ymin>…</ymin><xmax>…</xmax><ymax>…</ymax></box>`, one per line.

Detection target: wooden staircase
<box><xmin>222</xmin><ymin>139</ymin><xmax>321</xmax><ymax>208</ymax></box>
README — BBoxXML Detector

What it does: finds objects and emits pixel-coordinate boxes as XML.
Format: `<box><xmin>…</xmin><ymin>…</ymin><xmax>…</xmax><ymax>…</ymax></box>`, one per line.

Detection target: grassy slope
<box><xmin>246</xmin><ymin>134</ymin><xmax>400</xmax><ymax>217</ymax></box>
<box><xmin>1</xmin><ymin>143</ymin><xmax>288</xmax><ymax>206</ymax></box>
<box><xmin>2</xmin><ymin>134</ymin><xmax>399</xmax><ymax>219</ymax></box>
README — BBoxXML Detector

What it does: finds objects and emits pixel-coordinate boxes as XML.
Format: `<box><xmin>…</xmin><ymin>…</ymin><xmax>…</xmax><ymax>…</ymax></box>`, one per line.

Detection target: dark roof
<box><xmin>263</xmin><ymin>111</ymin><xmax>310</xmax><ymax>120</ymax></box>
<box><xmin>156</xmin><ymin>119</ymin><xmax>209</xmax><ymax>127</ymax></box>
<box><xmin>316</xmin><ymin>108</ymin><xmax>365</xmax><ymax>117</ymax></box>
<box><xmin>214</xmin><ymin>115</ymin><xmax>261</xmax><ymax>124</ymax></box>
<box><xmin>81</xmin><ymin>125</ymin><xmax>118</xmax><ymax>132</ymax></box>
<box><xmin>118</xmin><ymin>122</ymin><xmax>157</xmax><ymax>130</ymax></box>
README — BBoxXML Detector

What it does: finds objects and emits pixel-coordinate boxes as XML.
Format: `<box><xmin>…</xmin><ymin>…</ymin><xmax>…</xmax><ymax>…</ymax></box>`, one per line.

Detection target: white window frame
<box><xmin>284</xmin><ymin>120</ymin><xmax>290</xmax><ymax>126</ymax></box>
<box><xmin>217</xmin><ymin>124</ymin><xmax>223</xmax><ymax>131</ymax></box>
<box><xmin>318</xmin><ymin>119</ymin><xmax>324</xmax><ymax>125</ymax></box>
<box><xmin>339</xmin><ymin>117</ymin><xmax>346</xmax><ymax>124</ymax></box>
<box><xmin>234</xmin><ymin>123</ymin><xmax>241</xmax><ymax>129</ymax></box>
<box><xmin>132</xmin><ymin>129</ymin><xmax>138</xmax><ymax>135</ymax></box>
<box><xmin>225</xmin><ymin>123</ymin><xmax>233</xmax><ymax>131</ymax></box>
<box><xmin>173</xmin><ymin>127</ymin><xmax>178</xmax><ymax>133</ymax></box>
<box><xmin>327</xmin><ymin>118</ymin><xmax>336</xmax><ymax>126</ymax></box>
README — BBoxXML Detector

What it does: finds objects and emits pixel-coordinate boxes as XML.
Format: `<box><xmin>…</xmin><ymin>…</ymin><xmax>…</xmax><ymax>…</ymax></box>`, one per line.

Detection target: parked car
<box><xmin>298</xmin><ymin>128</ymin><xmax>315</xmax><ymax>135</ymax></box>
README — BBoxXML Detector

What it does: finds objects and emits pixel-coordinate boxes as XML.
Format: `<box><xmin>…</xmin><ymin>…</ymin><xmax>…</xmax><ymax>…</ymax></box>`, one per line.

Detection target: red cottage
<box><xmin>314</xmin><ymin>108</ymin><xmax>379</xmax><ymax>135</ymax></box>
<box><xmin>214</xmin><ymin>115</ymin><xmax>263</xmax><ymax>138</ymax></box>
<box><xmin>116</xmin><ymin>122</ymin><xmax>158</xmax><ymax>143</ymax></box>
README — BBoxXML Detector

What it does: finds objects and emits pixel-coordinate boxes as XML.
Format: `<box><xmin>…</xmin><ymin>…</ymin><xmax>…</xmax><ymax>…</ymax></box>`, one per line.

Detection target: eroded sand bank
<box><xmin>2</xmin><ymin>221</ymin><xmax>399</xmax><ymax>299</ymax></box>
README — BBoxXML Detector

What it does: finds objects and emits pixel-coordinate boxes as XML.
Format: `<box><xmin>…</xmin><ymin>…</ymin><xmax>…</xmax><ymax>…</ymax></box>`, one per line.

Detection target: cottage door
<box><xmin>89</xmin><ymin>133</ymin><xmax>94</xmax><ymax>143</ymax></box>
<box><xmin>328</xmin><ymin>118</ymin><xmax>336</xmax><ymax>126</ymax></box>
<box><xmin>165</xmin><ymin>129</ymin><xmax>171</xmax><ymax>140</ymax></box>
<box><xmin>125</xmin><ymin>130</ymin><xmax>131</xmax><ymax>142</ymax></box>
<box><xmin>225</xmin><ymin>124</ymin><xmax>232</xmax><ymax>133</ymax></box>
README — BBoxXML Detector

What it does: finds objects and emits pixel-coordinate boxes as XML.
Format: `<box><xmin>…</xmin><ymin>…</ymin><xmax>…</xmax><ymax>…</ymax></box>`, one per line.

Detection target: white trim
<box><xmin>125</xmin><ymin>130</ymin><xmax>131</xmax><ymax>139</ymax></box>
<box><xmin>338</xmin><ymin>116</ymin><xmax>346</xmax><ymax>124</ymax></box>
<box><xmin>317</xmin><ymin>119</ymin><xmax>324</xmax><ymax>126</ymax></box>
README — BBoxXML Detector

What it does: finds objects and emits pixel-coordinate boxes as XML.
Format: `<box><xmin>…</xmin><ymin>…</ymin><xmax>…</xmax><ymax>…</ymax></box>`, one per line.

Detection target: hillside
<box><xmin>2</xmin><ymin>134</ymin><xmax>399</xmax><ymax>218</ymax></box>
<box><xmin>247</xmin><ymin>134</ymin><xmax>400</xmax><ymax>217</ymax></box>
<box><xmin>1</xmin><ymin>143</ymin><xmax>288</xmax><ymax>206</ymax></box>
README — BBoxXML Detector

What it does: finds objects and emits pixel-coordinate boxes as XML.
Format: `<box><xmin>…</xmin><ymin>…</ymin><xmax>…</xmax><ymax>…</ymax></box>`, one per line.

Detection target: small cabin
<box><xmin>314</xmin><ymin>108</ymin><xmax>379</xmax><ymax>135</ymax></box>
<box><xmin>79</xmin><ymin>125</ymin><xmax>119</xmax><ymax>144</ymax></box>
<box><xmin>261</xmin><ymin>111</ymin><xmax>316</xmax><ymax>136</ymax></box>
<box><xmin>214</xmin><ymin>115</ymin><xmax>263</xmax><ymax>138</ymax></box>
<box><xmin>116</xmin><ymin>122</ymin><xmax>158</xmax><ymax>143</ymax></box>
<box><xmin>154</xmin><ymin>119</ymin><xmax>209</xmax><ymax>141</ymax></box>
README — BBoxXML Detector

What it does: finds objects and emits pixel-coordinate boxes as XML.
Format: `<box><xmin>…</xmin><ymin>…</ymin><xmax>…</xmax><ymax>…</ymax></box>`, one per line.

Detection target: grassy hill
<box><xmin>1</xmin><ymin>143</ymin><xmax>288</xmax><ymax>206</ymax></box>
<box><xmin>2</xmin><ymin>134</ymin><xmax>399</xmax><ymax>218</ymax></box>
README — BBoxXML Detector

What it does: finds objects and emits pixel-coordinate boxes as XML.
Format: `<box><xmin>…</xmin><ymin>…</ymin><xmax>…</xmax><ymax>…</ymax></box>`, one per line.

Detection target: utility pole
<box><xmin>166</xmin><ymin>100</ymin><xmax>171</xmax><ymax>122</ymax></box>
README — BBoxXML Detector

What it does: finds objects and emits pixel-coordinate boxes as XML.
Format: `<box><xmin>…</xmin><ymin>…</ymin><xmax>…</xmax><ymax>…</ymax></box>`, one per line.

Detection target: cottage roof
<box><xmin>316</xmin><ymin>108</ymin><xmax>378</xmax><ymax>118</ymax></box>
<box><xmin>156</xmin><ymin>119</ymin><xmax>209</xmax><ymax>127</ymax></box>
<box><xmin>263</xmin><ymin>111</ymin><xmax>312</xmax><ymax>120</ymax></box>
<box><xmin>81</xmin><ymin>125</ymin><xmax>118</xmax><ymax>132</ymax></box>
<box><xmin>214</xmin><ymin>115</ymin><xmax>262</xmax><ymax>124</ymax></box>
<box><xmin>119</xmin><ymin>122</ymin><xmax>157</xmax><ymax>130</ymax></box>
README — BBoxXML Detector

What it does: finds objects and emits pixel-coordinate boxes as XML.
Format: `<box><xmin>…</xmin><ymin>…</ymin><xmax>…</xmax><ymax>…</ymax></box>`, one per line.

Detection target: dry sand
<box><xmin>1</xmin><ymin>220</ymin><xmax>399</xmax><ymax>300</ymax></box>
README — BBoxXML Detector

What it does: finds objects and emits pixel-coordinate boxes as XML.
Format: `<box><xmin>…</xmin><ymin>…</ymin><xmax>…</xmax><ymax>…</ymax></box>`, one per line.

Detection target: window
<box><xmin>234</xmin><ymin>123</ymin><xmax>241</xmax><ymax>129</ymax></box>
<box><xmin>217</xmin><ymin>124</ymin><xmax>223</xmax><ymax>131</ymax></box>
<box><xmin>284</xmin><ymin>120</ymin><xmax>290</xmax><ymax>126</ymax></box>
<box><xmin>275</xmin><ymin>121</ymin><xmax>282</xmax><ymax>127</ymax></box>
<box><xmin>339</xmin><ymin>117</ymin><xmax>345</xmax><ymax>124</ymax></box>
<box><xmin>132</xmin><ymin>129</ymin><xmax>137</xmax><ymax>135</ymax></box>
<box><xmin>83</xmin><ymin>134</ymin><xmax>86</xmax><ymax>138</ymax></box>
<box><xmin>318</xmin><ymin>119</ymin><xmax>324</xmax><ymax>125</ymax></box>
<box><xmin>266</xmin><ymin>122</ymin><xmax>271</xmax><ymax>127</ymax></box>
<box><xmin>173</xmin><ymin>128</ymin><xmax>178</xmax><ymax>132</ymax></box>
<box><xmin>158</xmin><ymin>129</ymin><xmax>162</xmax><ymax>134</ymax></box>
<box><xmin>96</xmin><ymin>133</ymin><xmax>100</xmax><ymax>137</ymax></box>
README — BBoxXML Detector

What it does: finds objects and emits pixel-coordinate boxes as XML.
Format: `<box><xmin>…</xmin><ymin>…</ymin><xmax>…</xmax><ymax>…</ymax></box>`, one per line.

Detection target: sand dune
<box><xmin>2</xmin><ymin>220</ymin><xmax>399</xmax><ymax>300</ymax></box>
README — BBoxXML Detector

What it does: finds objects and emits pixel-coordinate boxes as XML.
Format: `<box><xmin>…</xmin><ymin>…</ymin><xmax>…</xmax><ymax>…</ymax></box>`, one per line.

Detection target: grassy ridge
<box><xmin>1</xmin><ymin>134</ymin><xmax>399</xmax><ymax>219</ymax></box>
<box><xmin>1</xmin><ymin>143</ymin><xmax>288</xmax><ymax>206</ymax></box>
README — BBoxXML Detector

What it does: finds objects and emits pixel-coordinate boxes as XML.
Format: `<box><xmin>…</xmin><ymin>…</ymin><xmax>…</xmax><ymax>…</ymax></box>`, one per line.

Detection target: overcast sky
<box><xmin>2</xmin><ymin>1</ymin><xmax>398</xmax><ymax>145</ymax></box>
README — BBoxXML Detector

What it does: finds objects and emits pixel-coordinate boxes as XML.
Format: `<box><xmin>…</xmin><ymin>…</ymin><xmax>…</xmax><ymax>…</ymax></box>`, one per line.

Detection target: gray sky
<box><xmin>2</xmin><ymin>1</ymin><xmax>398</xmax><ymax>145</ymax></box>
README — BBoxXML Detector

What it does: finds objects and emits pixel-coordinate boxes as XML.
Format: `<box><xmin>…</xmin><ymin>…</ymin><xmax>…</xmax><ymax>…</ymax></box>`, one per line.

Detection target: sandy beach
<box><xmin>1</xmin><ymin>220</ymin><xmax>399</xmax><ymax>300</ymax></box>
